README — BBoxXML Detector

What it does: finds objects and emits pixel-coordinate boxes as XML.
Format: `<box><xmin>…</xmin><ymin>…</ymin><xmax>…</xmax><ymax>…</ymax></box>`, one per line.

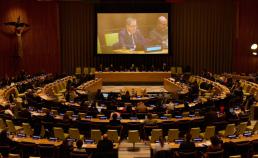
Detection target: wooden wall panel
<box><xmin>0</xmin><ymin>0</ymin><xmax>60</xmax><ymax>77</ymax></box>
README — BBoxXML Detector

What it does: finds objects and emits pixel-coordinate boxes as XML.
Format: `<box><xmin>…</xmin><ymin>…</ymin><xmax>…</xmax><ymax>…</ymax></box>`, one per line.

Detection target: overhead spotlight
<box><xmin>251</xmin><ymin>43</ymin><xmax>258</xmax><ymax>50</ymax></box>
<box><xmin>252</xmin><ymin>52</ymin><xmax>257</xmax><ymax>56</ymax></box>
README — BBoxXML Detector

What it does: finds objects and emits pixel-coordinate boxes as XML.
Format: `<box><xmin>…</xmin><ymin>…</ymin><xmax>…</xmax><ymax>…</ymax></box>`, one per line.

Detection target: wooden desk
<box><xmin>11</xmin><ymin>136</ymin><xmax>63</xmax><ymax>146</ymax></box>
<box><xmin>95</xmin><ymin>72</ymin><xmax>171</xmax><ymax>83</ymax></box>
<box><xmin>163</xmin><ymin>78</ymin><xmax>189</xmax><ymax>94</ymax></box>
<box><xmin>112</xmin><ymin>49</ymin><xmax>168</xmax><ymax>54</ymax></box>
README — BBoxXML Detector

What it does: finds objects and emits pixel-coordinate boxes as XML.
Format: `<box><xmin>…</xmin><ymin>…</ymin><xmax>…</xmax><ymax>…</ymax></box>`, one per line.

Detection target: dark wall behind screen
<box><xmin>60</xmin><ymin>0</ymin><xmax>235</xmax><ymax>74</ymax></box>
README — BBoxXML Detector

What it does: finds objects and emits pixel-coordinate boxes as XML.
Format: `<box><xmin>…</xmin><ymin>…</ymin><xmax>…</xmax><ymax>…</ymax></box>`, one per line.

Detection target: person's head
<box><xmin>157</xmin><ymin>16</ymin><xmax>168</xmax><ymax>32</ymax></box>
<box><xmin>102</xmin><ymin>134</ymin><xmax>108</xmax><ymax>140</ymax></box>
<box><xmin>76</xmin><ymin>139</ymin><xmax>83</xmax><ymax>149</ymax></box>
<box><xmin>126</xmin><ymin>17</ymin><xmax>137</xmax><ymax>34</ymax></box>
<box><xmin>112</xmin><ymin>113</ymin><xmax>118</xmax><ymax>120</ymax></box>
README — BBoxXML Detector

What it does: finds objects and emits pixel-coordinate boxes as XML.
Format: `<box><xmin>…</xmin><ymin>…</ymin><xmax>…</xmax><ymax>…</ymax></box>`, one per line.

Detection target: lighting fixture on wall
<box><xmin>251</xmin><ymin>43</ymin><xmax>257</xmax><ymax>56</ymax></box>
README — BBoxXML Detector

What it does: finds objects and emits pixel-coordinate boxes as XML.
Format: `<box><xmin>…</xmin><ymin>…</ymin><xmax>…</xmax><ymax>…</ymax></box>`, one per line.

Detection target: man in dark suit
<box><xmin>97</xmin><ymin>134</ymin><xmax>113</xmax><ymax>152</ymax></box>
<box><xmin>117</xmin><ymin>17</ymin><xmax>146</xmax><ymax>51</ymax></box>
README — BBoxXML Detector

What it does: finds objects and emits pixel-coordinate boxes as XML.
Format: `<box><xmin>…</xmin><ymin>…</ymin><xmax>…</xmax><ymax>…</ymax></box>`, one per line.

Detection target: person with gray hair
<box><xmin>149</xmin><ymin>16</ymin><xmax>168</xmax><ymax>48</ymax></box>
<box><xmin>117</xmin><ymin>17</ymin><xmax>146</xmax><ymax>51</ymax></box>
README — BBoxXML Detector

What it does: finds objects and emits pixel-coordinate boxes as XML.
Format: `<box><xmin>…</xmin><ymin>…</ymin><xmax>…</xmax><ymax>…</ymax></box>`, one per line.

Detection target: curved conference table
<box><xmin>95</xmin><ymin>71</ymin><xmax>171</xmax><ymax>83</ymax></box>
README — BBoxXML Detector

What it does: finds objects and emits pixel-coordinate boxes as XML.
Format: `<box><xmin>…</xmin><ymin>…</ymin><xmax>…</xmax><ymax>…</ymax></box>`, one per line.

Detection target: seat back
<box><xmin>65</xmin><ymin>111</ymin><xmax>74</xmax><ymax>117</ymax></box>
<box><xmin>53</xmin><ymin>127</ymin><xmax>65</xmax><ymax>140</ymax></box>
<box><xmin>78</xmin><ymin>113</ymin><xmax>86</xmax><ymax>119</ymax></box>
<box><xmin>190</xmin><ymin>127</ymin><xmax>200</xmax><ymax>139</ymax></box>
<box><xmin>22</xmin><ymin>123</ymin><xmax>33</xmax><ymax>136</ymax></box>
<box><xmin>91</xmin><ymin>129</ymin><xmax>101</xmax><ymax>143</ymax></box>
<box><xmin>105</xmin><ymin>32</ymin><xmax>119</xmax><ymax>47</ymax></box>
<box><xmin>252</xmin><ymin>121</ymin><xmax>258</xmax><ymax>133</ymax></box>
<box><xmin>167</xmin><ymin>129</ymin><xmax>179</xmax><ymax>142</ymax></box>
<box><xmin>83</xmin><ymin>67</ymin><xmax>89</xmax><ymax>75</ymax></box>
<box><xmin>178</xmin><ymin>151</ymin><xmax>197</xmax><ymax>158</ymax></box>
<box><xmin>90</xmin><ymin>67</ymin><xmax>96</xmax><ymax>75</ymax></box>
<box><xmin>224</xmin><ymin>124</ymin><xmax>236</xmax><ymax>137</ymax></box>
<box><xmin>6</xmin><ymin>120</ymin><xmax>16</xmax><ymax>133</ymax></box>
<box><xmin>236</xmin><ymin>122</ymin><xmax>247</xmax><ymax>135</ymax></box>
<box><xmin>204</xmin><ymin>126</ymin><xmax>215</xmax><ymax>140</ymax></box>
<box><xmin>176</xmin><ymin>66</ymin><xmax>183</xmax><ymax>75</ymax></box>
<box><xmin>171</xmin><ymin>67</ymin><xmax>176</xmax><ymax>75</ymax></box>
<box><xmin>69</xmin><ymin>128</ymin><xmax>81</xmax><ymax>140</ymax></box>
<box><xmin>50</xmin><ymin>109</ymin><xmax>58</xmax><ymax>116</ymax></box>
<box><xmin>128</xmin><ymin>130</ymin><xmax>140</xmax><ymax>143</ymax></box>
<box><xmin>0</xmin><ymin>118</ymin><xmax>6</xmax><ymax>130</ymax></box>
<box><xmin>75</xmin><ymin>67</ymin><xmax>81</xmax><ymax>75</ymax></box>
<box><xmin>107</xmin><ymin>130</ymin><xmax>119</xmax><ymax>143</ymax></box>
<box><xmin>70</xmin><ymin>152</ymin><xmax>88</xmax><ymax>158</ymax></box>
<box><xmin>150</xmin><ymin>129</ymin><xmax>162</xmax><ymax>143</ymax></box>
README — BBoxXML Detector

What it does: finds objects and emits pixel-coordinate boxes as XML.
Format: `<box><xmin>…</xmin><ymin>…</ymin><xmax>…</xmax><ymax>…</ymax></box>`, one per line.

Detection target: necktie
<box><xmin>132</xmin><ymin>34</ymin><xmax>136</xmax><ymax>49</ymax></box>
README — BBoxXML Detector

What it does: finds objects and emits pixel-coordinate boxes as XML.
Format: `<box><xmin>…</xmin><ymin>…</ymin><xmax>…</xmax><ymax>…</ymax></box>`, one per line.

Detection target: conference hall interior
<box><xmin>0</xmin><ymin>0</ymin><xmax>258</xmax><ymax>158</ymax></box>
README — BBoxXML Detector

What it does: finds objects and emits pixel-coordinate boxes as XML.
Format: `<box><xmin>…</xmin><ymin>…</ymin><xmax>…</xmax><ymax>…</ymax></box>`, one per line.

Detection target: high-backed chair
<box><xmin>6</xmin><ymin>120</ymin><xmax>22</xmax><ymax>134</ymax></box>
<box><xmin>128</xmin><ymin>130</ymin><xmax>140</xmax><ymax>151</ymax></box>
<box><xmin>236</xmin><ymin>122</ymin><xmax>247</xmax><ymax>135</ymax></box>
<box><xmin>190</xmin><ymin>127</ymin><xmax>200</xmax><ymax>139</ymax></box>
<box><xmin>176</xmin><ymin>67</ymin><xmax>183</xmax><ymax>75</ymax></box>
<box><xmin>104</xmin><ymin>32</ymin><xmax>119</xmax><ymax>47</ymax></box>
<box><xmin>218</xmin><ymin>124</ymin><xmax>236</xmax><ymax>137</ymax></box>
<box><xmin>247</xmin><ymin>121</ymin><xmax>258</xmax><ymax>133</ymax></box>
<box><xmin>200</xmin><ymin>126</ymin><xmax>215</xmax><ymax>140</ymax></box>
<box><xmin>167</xmin><ymin>129</ymin><xmax>179</xmax><ymax>142</ymax></box>
<box><xmin>171</xmin><ymin>67</ymin><xmax>177</xmax><ymax>75</ymax></box>
<box><xmin>150</xmin><ymin>129</ymin><xmax>162</xmax><ymax>143</ymax></box>
<box><xmin>107</xmin><ymin>130</ymin><xmax>120</xmax><ymax>143</ymax></box>
<box><xmin>0</xmin><ymin>118</ymin><xmax>6</xmax><ymax>131</ymax></box>
<box><xmin>75</xmin><ymin>67</ymin><xmax>81</xmax><ymax>75</ymax></box>
<box><xmin>69</xmin><ymin>128</ymin><xmax>84</xmax><ymax>140</ymax></box>
<box><xmin>83</xmin><ymin>67</ymin><xmax>89</xmax><ymax>75</ymax></box>
<box><xmin>53</xmin><ymin>127</ymin><xmax>69</xmax><ymax>140</ymax></box>
<box><xmin>22</xmin><ymin>123</ymin><xmax>33</xmax><ymax>136</ymax></box>
<box><xmin>91</xmin><ymin>129</ymin><xmax>102</xmax><ymax>144</ymax></box>
<box><xmin>65</xmin><ymin>111</ymin><xmax>74</xmax><ymax>118</ymax></box>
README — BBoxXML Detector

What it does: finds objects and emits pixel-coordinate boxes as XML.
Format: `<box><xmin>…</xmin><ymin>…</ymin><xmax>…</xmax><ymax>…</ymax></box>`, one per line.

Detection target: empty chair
<box><xmin>200</xmin><ymin>126</ymin><xmax>215</xmax><ymax>140</ymax></box>
<box><xmin>218</xmin><ymin>124</ymin><xmax>236</xmax><ymax>137</ymax></box>
<box><xmin>107</xmin><ymin>130</ymin><xmax>119</xmax><ymax>143</ymax></box>
<box><xmin>22</xmin><ymin>123</ymin><xmax>33</xmax><ymax>136</ymax></box>
<box><xmin>247</xmin><ymin>121</ymin><xmax>258</xmax><ymax>133</ymax></box>
<box><xmin>190</xmin><ymin>127</ymin><xmax>200</xmax><ymax>139</ymax></box>
<box><xmin>6</xmin><ymin>120</ymin><xmax>22</xmax><ymax>134</ymax></box>
<box><xmin>206</xmin><ymin>150</ymin><xmax>224</xmax><ymax>158</ymax></box>
<box><xmin>53</xmin><ymin>127</ymin><xmax>69</xmax><ymax>140</ymax></box>
<box><xmin>167</xmin><ymin>129</ymin><xmax>179</xmax><ymax>142</ymax></box>
<box><xmin>150</xmin><ymin>129</ymin><xmax>162</xmax><ymax>143</ymax></box>
<box><xmin>83</xmin><ymin>67</ymin><xmax>89</xmax><ymax>75</ymax></box>
<box><xmin>91</xmin><ymin>129</ymin><xmax>102</xmax><ymax>143</ymax></box>
<box><xmin>69</xmin><ymin>128</ymin><xmax>84</xmax><ymax>140</ymax></box>
<box><xmin>75</xmin><ymin>67</ymin><xmax>81</xmax><ymax>75</ymax></box>
<box><xmin>236</xmin><ymin>122</ymin><xmax>247</xmax><ymax>135</ymax></box>
<box><xmin>128</xmin><ymin>130</ymin><xmax>140</xmax><ymax>150</ymax></box>
<box><xmin>50</xmin><ymin>109</ymin><xmax>58</xmax><ymax>116</ymax></box>
<box><xmin>176</xmin><ymin>66</ymin><xmax>183</xmax><ymax>75</ymax></box>
<box><xmin>0</xmin><ymin>118</ymin><xmax>6</xmax><ymax>131</ymax></box>
<box><xmin>65</xmin><ymin>111</ymin><xmax>74</xmax><ymax>117</ymax></box>
<box><xmin>78</xmin><ymin>113</ymin><xmax>86</xmax><ymax>119</ymax></box>
<box><xmin>171</xmin><ymin>67</ymin><xmax>176</xmax><ymax>75</ymax></box>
